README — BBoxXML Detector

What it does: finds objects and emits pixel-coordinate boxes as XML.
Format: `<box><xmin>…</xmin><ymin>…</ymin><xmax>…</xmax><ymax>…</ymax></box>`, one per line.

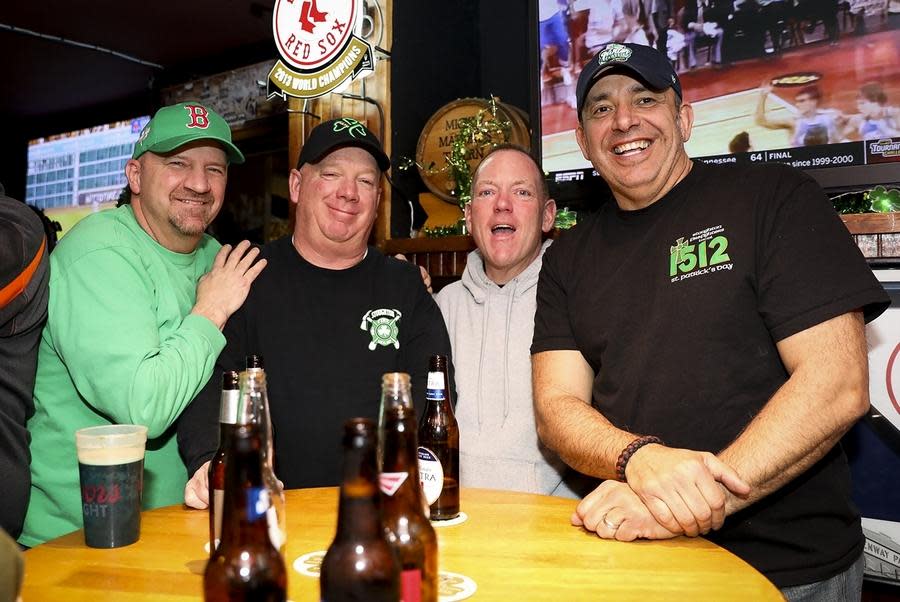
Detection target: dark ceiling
<box><xmin>0</xmin><ymin>1</ymin><xmax>277</xmax><ymax>126</ymax></box>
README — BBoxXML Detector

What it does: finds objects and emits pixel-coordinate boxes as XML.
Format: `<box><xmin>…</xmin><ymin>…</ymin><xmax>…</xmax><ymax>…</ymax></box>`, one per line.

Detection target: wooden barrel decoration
<box><xmin>415</xmin><ymin>98</ymin><xmax>531</xmax><ymax>203</ymax></box>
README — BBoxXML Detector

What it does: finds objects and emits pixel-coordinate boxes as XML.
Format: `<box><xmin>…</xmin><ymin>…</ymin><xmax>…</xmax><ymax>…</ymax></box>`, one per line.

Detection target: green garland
<box><xmin>831</xmin><ymin>186</ymin><xmax>900</xmax><ymax>214</ymax></box>
<box><xmin>421</xmin><ymin>224</ymin><xmax>460</xmax><ymax>238</ymax></box>
<box><xmin>400</xmin><ymin>96</ymin><xmax>512</xmax><ymax>209</ymax></box>
<box><xmin>554</xmin><ymin>207</ymin><xmax>577</xmax><ymax>230</ymax></box>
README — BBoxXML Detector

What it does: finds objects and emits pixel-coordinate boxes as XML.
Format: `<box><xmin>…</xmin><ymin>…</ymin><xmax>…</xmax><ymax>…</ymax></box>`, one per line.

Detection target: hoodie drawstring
<box><xmin>476</xmin><ymin>289</ymin><xmax>490</xmax><ymax>430</ymax></box>
<box><xmin>501</xmin><ymin>279</ymin><xmax>517</xmax><ymax>426</ymax></box>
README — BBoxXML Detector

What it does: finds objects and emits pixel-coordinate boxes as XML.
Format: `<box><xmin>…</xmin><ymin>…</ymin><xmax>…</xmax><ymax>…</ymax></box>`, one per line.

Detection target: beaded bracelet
<box><xmin>615</xmin><ymin>435</ymin><xmax>663</xmax><ymax>482</ymax></box>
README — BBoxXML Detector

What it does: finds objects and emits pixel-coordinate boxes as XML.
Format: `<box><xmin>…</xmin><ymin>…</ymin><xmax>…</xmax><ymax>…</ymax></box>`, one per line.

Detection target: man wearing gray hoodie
<box><xmin>436</xmin><ymin>146</ymin><xmax>578</xmax><ymax>496</ymax></box>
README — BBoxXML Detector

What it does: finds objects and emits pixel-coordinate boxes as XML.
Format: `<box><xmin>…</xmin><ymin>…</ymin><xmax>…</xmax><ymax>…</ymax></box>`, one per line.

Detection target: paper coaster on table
<box><xmin>293</xmin><ymin>551</ymin><xmax>477</xmax><ymax>601</ymax></box>
<box><xmin>293</xmin><ymin>550</ymin><xmax>326</xmax><ymax>577</ymax></box>
<box><xmin>431</xmin><ymin>511</ymin><xmax>468</xmax><ymax>527</ymax></box>
<box><xmin>439</xmin><ymin>571</ymin><xmax>477</xmax><ymax>601</ymax></box>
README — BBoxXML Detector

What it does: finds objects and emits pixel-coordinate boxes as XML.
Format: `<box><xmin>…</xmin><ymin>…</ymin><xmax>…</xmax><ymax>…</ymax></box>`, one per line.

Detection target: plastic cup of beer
<box><xmin>75</xmin><ymin>424</ymin><xmax>148</xmax><ymax>548</ymax></box>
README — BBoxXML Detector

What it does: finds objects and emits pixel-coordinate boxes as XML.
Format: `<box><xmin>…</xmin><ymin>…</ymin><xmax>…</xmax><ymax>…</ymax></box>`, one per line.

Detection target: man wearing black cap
<box><xmin>531</xmin><ymin>42</ymin><xmax>888</xmax><ymax>599</ymax></box>
<box><xmin>19</xmin><ymin>102</ymin><xmax>266</xmax><ymax>547</ymax></box>
<box><xmin>178</xmin><ymin>117</ymin><xmax>452</xmax><ymax>502</ymax></box>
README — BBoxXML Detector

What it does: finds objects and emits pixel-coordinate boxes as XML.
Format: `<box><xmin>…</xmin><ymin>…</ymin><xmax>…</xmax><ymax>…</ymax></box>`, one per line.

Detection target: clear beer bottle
<box><xmin>321</xmin><ymin>418</ymin><xmax>400</xmax><ymax>601</ymax></box>
<box><xmin>379</xmin><ymin>372</ymin><xmax>438</xmax><ymax>602</ymax></box>
<box><xmin>417</xmin><ymin>354</ymin><xmax>460</xmax><ymax>520</ymax></box>
<box><xmin>203</xmin><ymin>423</ymin><xmax>287</xmax><ymax>601</ymax></box>
<box><xmin>236</xmin><ymin>367</ymin><xmax>287</xmax><ymax>555</ymax></box>
<box><xmin>208</xmin><ymin>370</ymin><xmax>241</xmax><ymax>554</ymax></box>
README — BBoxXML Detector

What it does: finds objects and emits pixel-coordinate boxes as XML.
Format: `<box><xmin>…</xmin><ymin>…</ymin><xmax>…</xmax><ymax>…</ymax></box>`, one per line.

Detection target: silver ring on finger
<box><xmin>602</xmin><ymin>511</ymin><xmax>620</xmax><ymax>532</ymax></box>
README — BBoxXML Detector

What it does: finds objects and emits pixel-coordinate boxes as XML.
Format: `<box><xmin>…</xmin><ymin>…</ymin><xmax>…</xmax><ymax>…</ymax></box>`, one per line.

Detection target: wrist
<box><xmin>616</xmin><ymin>435</ymin><xmax>663</xmax><ymax>482</ymax></box>
<box><xmin>191</xmin><ymin>305</ymin><xmax>227</xmax><ymax>330</ymax></box>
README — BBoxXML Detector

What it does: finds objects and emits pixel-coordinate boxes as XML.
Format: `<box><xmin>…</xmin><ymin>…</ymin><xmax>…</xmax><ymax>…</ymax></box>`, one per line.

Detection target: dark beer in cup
<box><xmin>75</xmin><ymin>425</ymin><xmax>147</xmax><ymax>548</ymax></box>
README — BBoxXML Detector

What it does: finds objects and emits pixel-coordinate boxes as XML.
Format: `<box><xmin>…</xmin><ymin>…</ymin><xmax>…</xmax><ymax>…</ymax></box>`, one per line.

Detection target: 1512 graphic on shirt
<box><xmin>669</xmin><ymin>225</ymin><xmax>733</xmax><ymax>283</ymax></box>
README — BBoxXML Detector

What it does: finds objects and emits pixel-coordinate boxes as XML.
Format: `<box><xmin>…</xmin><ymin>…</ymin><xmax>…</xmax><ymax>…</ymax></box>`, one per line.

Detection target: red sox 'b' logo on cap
<box><xmin>184</xmin><ymin>105</ymin><xmax>210</xmax><ymax>129</ymax></box>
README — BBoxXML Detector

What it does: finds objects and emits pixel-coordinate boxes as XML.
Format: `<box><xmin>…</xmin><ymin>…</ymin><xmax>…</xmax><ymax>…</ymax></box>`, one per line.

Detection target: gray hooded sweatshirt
<box><xmin>435</xmin><ymin>240</ymin><xmax>577</xmax><ymax>497</ymax></box>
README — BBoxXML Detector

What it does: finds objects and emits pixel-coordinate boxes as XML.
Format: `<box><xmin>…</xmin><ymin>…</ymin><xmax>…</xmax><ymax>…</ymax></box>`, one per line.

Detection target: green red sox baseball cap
<box><xmin>132</xmin><ymin>102</ymin><xmax>245</xmax><ymax>164</ymax></box>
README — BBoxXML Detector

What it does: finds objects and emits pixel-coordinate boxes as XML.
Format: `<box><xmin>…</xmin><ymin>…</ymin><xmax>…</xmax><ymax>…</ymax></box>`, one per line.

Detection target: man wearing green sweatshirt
<box><xmin>19</xmin><ymin>103</ymin><xmax>267</xmax><ymax>547</ymax></box>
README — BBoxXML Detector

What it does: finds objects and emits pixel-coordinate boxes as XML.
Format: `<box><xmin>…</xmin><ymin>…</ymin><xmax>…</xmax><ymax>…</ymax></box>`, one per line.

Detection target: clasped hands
<box><xmin>572</xmin><ymin>444</ymin><xmax>750</xmax><ymax>542</ymax></box>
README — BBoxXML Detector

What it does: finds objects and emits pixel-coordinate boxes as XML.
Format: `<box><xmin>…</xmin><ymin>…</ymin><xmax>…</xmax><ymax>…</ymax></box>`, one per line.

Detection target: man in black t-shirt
<box><xmin>532</xmin><ymin>42</ymin><xmax>888</xmax><ymax>599</ymax></box>
<box><xmin>178</xmin><ymin>118</ymin><xmax>452</xmax><ymax>500</ymax></box>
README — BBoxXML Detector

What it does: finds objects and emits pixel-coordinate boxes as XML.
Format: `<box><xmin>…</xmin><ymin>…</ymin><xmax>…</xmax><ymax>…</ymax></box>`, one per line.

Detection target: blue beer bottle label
<box><xmin>246</xmin><ymin>487</ymin><xmax>271</xmax><ymax>522</ymax></box>
<box><xmin>425</xmin><ymin>371</ymin><xmax>445</xmax><ymax>401</ymax></box>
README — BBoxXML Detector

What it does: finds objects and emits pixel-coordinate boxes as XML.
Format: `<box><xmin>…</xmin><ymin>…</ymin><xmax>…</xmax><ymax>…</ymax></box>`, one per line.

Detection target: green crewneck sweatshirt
<box><xmin>20</xmin><ymin>205</ymin><xmax>225</xmax><ymax>547</ymax></box>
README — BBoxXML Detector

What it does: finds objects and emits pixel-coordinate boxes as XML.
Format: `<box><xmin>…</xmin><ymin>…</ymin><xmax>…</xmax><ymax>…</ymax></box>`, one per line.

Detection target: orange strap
<box><xmin>0</xmin><ymin>237</ymin><xmax>46</xmax><ymax>308</ymax></box>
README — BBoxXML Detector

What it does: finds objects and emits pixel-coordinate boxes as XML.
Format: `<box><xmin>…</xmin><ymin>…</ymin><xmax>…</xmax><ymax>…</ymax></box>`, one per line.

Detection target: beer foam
<box><xmin>77</xmin><ymin>445</ymin><xmax>145</xmax><ymax>465</ymax></box>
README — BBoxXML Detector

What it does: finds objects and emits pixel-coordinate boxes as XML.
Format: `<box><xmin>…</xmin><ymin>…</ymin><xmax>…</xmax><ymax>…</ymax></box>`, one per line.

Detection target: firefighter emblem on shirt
<box><xmin>361</xmin><ymin>308</ymin><xmax>401</xmax><ymax>350</ymax></box>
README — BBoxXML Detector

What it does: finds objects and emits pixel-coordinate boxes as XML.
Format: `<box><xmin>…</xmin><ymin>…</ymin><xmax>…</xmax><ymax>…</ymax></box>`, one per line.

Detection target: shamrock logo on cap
<box><xmin>333</xmin><ymin>118</ymin><xmax>368</xmax><ymax>138</ymax></box>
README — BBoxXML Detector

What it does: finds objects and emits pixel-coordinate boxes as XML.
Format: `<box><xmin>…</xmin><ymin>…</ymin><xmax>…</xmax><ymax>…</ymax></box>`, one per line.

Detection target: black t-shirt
<box><xmin>178</xmin><ymin>237</ymin><xmax>453</xmax><ymax>489</ymax></box>
<box><xmin>532</xmin><ymin>161</ymin><xmax>889</xmax><ymax>587</ymax></box>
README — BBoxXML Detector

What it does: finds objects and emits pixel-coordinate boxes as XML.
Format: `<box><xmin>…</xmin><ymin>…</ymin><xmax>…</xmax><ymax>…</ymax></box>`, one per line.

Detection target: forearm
<box><xmin>719</xmin><ymin>313</ymin><xmax>869</xmax><ymax>514</ymax></box>
<box><xmin>719</xmin><ymin>380</ymin><xmax>863</xmax><ymax>514</ymax></box>
<box><xmin>537</xmin><ymin>392</ymin><xmax>635</xmax><ymax>479</ymax></box>
<box><xmin>532</xmin><ymin>350</ymin><xmax>636</xmax><ymax>479</ymax></box>
<box><xmin>75</xmin><ymin>315</ymin><xmax>224</xmax><ymax>436</ymax></box>
<box><xmin>130</xmin><ymin>316</ymin><xmax>225</xmax><ymax>429</ymax></box>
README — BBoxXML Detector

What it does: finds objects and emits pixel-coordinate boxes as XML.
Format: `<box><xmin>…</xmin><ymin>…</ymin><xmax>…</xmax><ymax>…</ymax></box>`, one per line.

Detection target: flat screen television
<box><xmin>535</xmin><ymin>0</ymin><xmax>900</xmax><ymax>206</ymax></box>
<box><xmin>26</xmin><ymin>115</ymin><xmax>150</xmax><ymax>238</ymax></box>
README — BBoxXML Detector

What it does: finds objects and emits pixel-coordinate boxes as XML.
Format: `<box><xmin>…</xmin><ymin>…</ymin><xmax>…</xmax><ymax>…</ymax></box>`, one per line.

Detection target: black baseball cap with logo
<box><xmin>297</xmin><ymin>117</ymin><xmax>390</xmax><ymax>172</ymax></box>
<box><xmin>576</xmin><ymin>42</ymin><xmax>682</xmax><ymax>119</ymax></box>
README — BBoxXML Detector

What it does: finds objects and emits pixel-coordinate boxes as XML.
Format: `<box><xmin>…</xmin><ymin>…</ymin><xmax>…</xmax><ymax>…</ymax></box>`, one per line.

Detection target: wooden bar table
<box><xmin>23</xmin><ymin>487</ymin><xmax>783</xmax><ymax>601</ymax></box>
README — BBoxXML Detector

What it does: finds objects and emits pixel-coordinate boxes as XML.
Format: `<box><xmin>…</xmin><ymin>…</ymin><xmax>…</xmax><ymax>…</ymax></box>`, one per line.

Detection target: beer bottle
<box><xmin>417</xmin><ymin>355</ymin><xmax>460</xmax><ymax>520</ymax></box>
<box><xmin>204</xmin><ymin>423</ymin><xmax>287</xmax><ymax>601</ymax></box>
<box><xmin>208</xmin><ymin>370</ymin><xmax>241</xmax><ymax>554</ymax></box>
<box><xmin>236</xmin><ymin>368</ymin><xmax>287</xmax><ymax>555</ymax></box>
<box><xmin>378</xmin><ymin>373</ymin><xmax>438</xmax><ymax>602</ymax></box>
<box><xmin>321</xmin><ymin>418</ymin><xmax>400</xmax><ymax>601</ymax></box>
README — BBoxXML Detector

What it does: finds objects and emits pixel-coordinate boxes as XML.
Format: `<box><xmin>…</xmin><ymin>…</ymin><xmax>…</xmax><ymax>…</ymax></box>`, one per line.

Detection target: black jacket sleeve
<box><xmin>0</xmin><ymin>196</ymin><xmax>48</xmax><ymax>538</ymax></box>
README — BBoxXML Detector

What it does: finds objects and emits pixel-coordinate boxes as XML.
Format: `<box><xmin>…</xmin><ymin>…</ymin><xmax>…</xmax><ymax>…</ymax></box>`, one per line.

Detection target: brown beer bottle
<box><xmin>378</xmin><ymin>372</ymin><xmax>438</xmax><ymax>602</ymax></box>
<box><xmin>208</xmin><ymin>370</ymin><xmax>240</xmax><ymax>555</ymax></box>
<box><xmin>320</xmin><ymin>418</ymin><xmax>400</xmax><ymax>601</ymax></box>
<box><xmin>417</xmin><ymin>355</ymin><xmax>460</xmax><ymax>520</ymax></box>
<box><xmin>203</xmin><ymin>423</ymin><xmax>287</xmax><ymax>601</ymax></box>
